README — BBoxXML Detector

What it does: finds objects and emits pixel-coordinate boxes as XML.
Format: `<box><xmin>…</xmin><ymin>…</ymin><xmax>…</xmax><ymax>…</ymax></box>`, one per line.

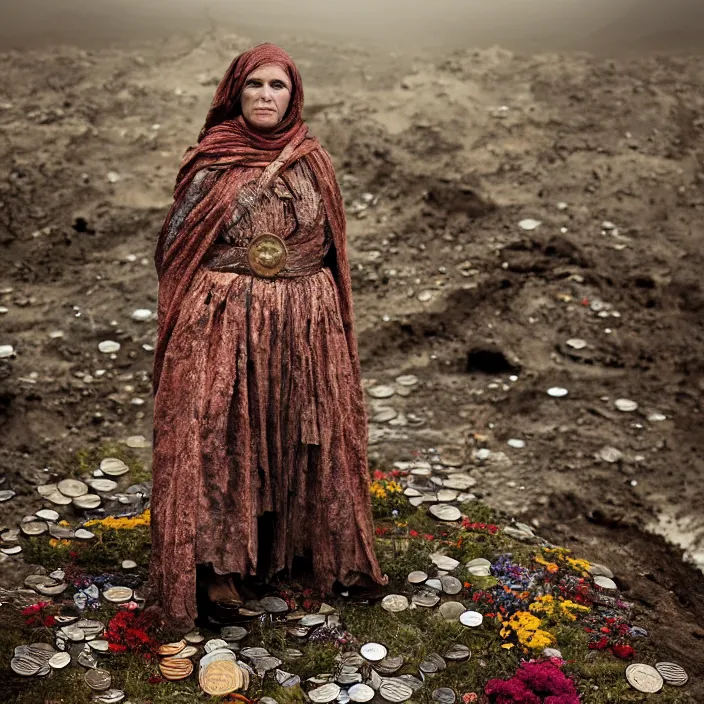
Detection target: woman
<box><xmin>149</xmin><ymin>43</ymin><xmax>387</xmax><ymax>631</ymax></box>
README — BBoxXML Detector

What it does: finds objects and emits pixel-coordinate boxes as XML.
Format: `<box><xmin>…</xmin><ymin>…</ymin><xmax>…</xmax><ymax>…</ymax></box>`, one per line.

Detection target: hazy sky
<box><xmin>0</xmin><ymin>0</ymin><xmax>701</xmax><ymax>51</ymax></box>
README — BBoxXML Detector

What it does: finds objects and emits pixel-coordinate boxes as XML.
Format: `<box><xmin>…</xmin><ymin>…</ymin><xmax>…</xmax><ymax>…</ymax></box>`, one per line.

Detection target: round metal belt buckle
<box><xmin>247</xmin><ymin>233</ymin><xmax>288</xmax><ymax>278</ymax></box>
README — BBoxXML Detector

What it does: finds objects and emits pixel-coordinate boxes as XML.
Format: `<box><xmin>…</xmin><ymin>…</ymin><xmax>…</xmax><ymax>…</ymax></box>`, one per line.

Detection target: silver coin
<box><xmin>2</xmin><ymin>528</ymin><xmax>20</xmax><ymax>542</ymax></box>
<box><xmin>28</xmin><ymin>643</ymin><xmax>56</xmax><ymax>662</ymax></box>
<box><xmin>252</xmin><ymin>656</ymin><xmax>283</xmax><ymax>676</ymax></box>
<box><xmin>36</xmin><ymin>580</ymin><xmax>68</xmax><ymax>596</ymax></box>
<box><xmin>625</xmin><ymin>664</ymin><xmax>663</xmax><ymax>693</ymax></box>
<box><xmin>408</xmin><ymin>571</ymin><xmax>428</xmax><ymax>585</ymax></box>
<box><xmin>74</xmin><ymin>529</ymin><xmax>96</xmax><ymax>540</ymax></box>
<box><xmin>11</xmin><ymin>655</ymin><xmax>42</xmax><ymax>676</ymax></box>
<box><xmin>337</xmin><ymin>672</ymin><xmax>362</xmax><ymax>685</ymax></box>
<box><xmin>379</xmin><ymin>679</ymin><xmax>413</xmax><ymax>703</ymax></box>
<box><xmin>395</xmin><ymin>375</ymin><xmax>419</xmax><ymax>387</ymax></box>
<box><xmin>425</xmin><ymin>579</ymin><xmax>443</xmax><ymax>592</ymax></box>
<box><xmin>73</xmin><ymin>494</ymin><xmax>101</xmax><ymax>510</ymax></box>
<box><xmin>85</xmin><ymin>668</ymin><xmax>112</xmax><ymax>691</ymax></box>
<box><xmin>588</xmin><ymin>563</ymin><xmax>614</xmax><ymax>579</ymax></box>
<box><xmin>460</xmin><ymin>611</ymin><xmax>484</xmax><ymax>627</ymax></box>
<box><xmin>444</xmin><ymin>644</ymin><xmax>470</xmax><ymax>662</ymax></box>
<box><xmin>49</xmin><ymin>525</ymin><xmax>74</xmax><ymax>539</ymax></box>
<box><xmin>615</xmin><ymin>399</ymin><xmax>638</xmax><ymax>413</ymax></box>
<box><xmin>36</xmin><ymin>665</ymin><xmax>51</xmax><ymax>677</ymax></box>
<box><xmin>381</xmin><ymin>595</ymin><xmax>409</xmax><ymax>613</ymax></box>
<box><xmin>441</xmin><ymin>576</ymin><xmax>463</xmax><ymax>595</ymax></box>
<box><xmin>593</xmin><ymin>575</ymin><xmax>617</xmax><ymax>590</ymax></box>
<box><xmin>412</xmin><ymin>591</ymin><xmax>440</xmax><ymax>608</ymax></box>
<box><xmin>276</xmin><ymin>669</ymin><xmax>301</xmax><ymax>687</ymax></box>
<box><xmin>46</xmin><ymin>490</ymin><xmax>72</xmax><ymax>505</ymax></box>
<box><xmin>57</xmin><ymin>478</ymin><xmax>89</xmax><ymax>498</ymax></box>
<box><xmin>288</xmin><ymin>626</ymin><xmax>310</xmax><ymax>639</ymax></box>
<box><xmin>309</xmin><ymin>683</ymin><xmax>341</xmax><ymax>703</ymax></box>
<box><xmin>419</xmin><ymin>658</ymin><xmax>438</xmax><ymax>675</ymax></box>
<box><xmin>88</xmin><ymin>640</ymin><xmax>110</xmax><ymax>653</ymax></box>
<box><xmin>14</xmin><ymin>645</ymin><xmax>30</xmax><ymax>657</ymax></box>
<box><xmin>240</xmin><ymin>646</ymin><xmax>269</xmax><ymax>659</ymax></box>
<box><xmin>426</xmin><ymin>653</ymin><xmax>446</xmax><ymax>671</ymax></box>
<box><xmin>21</xmin><ymin>521</ymin><xmax>48</xmax><ymax>537</ymax></box>
<box><xmin>348</xmin><ymin>683</ymin><xmax>375</xmax><ymax>703</ymax></box>
<box><xmin>93</xmin><ymin>690</ymin><xmax>126</xmax><ymax>704</ymax></box>
<box><xmin>655</xmin><ymin>662</ymin><xmax>688</xmax><ymax>687</ymax></box>
<box><xmin>89</xmin><ymin>479</ymin><xmax>118</xmax><ymax>493</ymax></box>
<box><xmin>36</xmin><ymin>509</ymin><xmax>60</xmax><ymax>522</ymax></box>
<box><xmin>547</xmin><ymin>387</ymin><xmax>568</xmax><ymax>398</ymax></box>
<box><xmin>442</xmin><ymin>475</ymin><xmax>476</xmax><ymax>491</ymax></box>
<box><xmin>375</xmin><ymin>655</ymin><xmax>404</xmax><ymax>675</ymax></box>
<box><xmin>367</xmin><ymin>385</ymin><xmax>395</xmax><ymax>399</ymax></box>
<box><xmin>430</xmin><ymin>554</ymin><xmax>459</xmax><ymax>571</ymax></box>
<box><xmin>199</xmin><ymin>648</ymin><xmax>237</xmax><ymax>670</ymax></box>
<box><xmin>73</xmin><ymin>619</ymin><xmax>102</xmax><ymax>636</ymax></box>
<box><xmin>49</xmin><ymin>652</ymin><xmax>71</xmax><ymax>669</ymax></box>
<box><xmin>219</xmin><ymin>626</ymin><xmax>246</xmax><ymax>642</ymax></box>
<box><xmin>339</xmin><ymin>652</ymin><xmax>364</xmax><ymax>668</ymax></box>
<box><xmin>1</xmin><ymin>545</ymin><xmax>22</xmax><ymax>555</ymax></box>
<box><xmin>100</xmin><ymin>458</ymin><xmax>130</xmax><ymax>477</ymax></box>
<box><xmin>439</xmin><ymin>602</ymin><xmax>466</xmax><ymax>621</ymax></box>
<box><xmin>360</xmin><ymin>642</ymin><xmax>388</xmax><ymax>662</ymax></box>
<box><xmin>260</xmin><ymin>596</ymin><xmax>289</xmax><ymax>613</ymax></box>
<box><xmin>204</xmin><ymin>638</ymin><xmax>230</xmax><ymax>654</ymax></box>
<box><xmin>300</xmin><ymin>614</ymin><xmax>326</xmax><ymax>627</ymax></box>
<box><xmin>98</xmin><ymin>341</ymin><xmax>120</xmax><ymax>354</ymax></box>
<box><xmin>432</xmin><ymin>688</ymin><xmax>456</xmax><ymax>704</ymax></box>
<box><xmin>436</xmin><ymin>489</ymin><xmax>458</xmax><ymax>503</ymax></box>
<box><xmin>0</xmin><ymin>489</ymin><xmax>16</xmax><ymax>502</ymax></box>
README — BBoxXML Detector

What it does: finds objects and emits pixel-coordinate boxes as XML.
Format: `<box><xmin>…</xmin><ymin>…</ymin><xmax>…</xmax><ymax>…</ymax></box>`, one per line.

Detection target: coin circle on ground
<box><xmin>368</xmin><ymin>385</ymin><xmax>395</xmax><ymax>399</ymax></box>
<box><xmin>348</xmin><ymin>683</ymin><xmax>375</xmax><ymax>702</ymax></box>
<box><xmin>36</xmin><ymin>509</ymin><xmax>60</xmax><ymax>522</ymax></box>
<box><xmin>100</xmin><ymin>458</ymin><xmax>130</xmax><ymax>476</ymax></box>
<box><xmin>46</xmin><ymin>490</ymin><xmax>72</xmax><ymax>505</ymax></box>
<box><xmin>460</xmin><ymin>610</ymin><xmax>484</xmax><ymax>627</ymax></box>
<box><xmin>439</xmin><ymin>602</ymin><xmax>466</xmax><ymax>621</ymax></box>
<box><xmin>21</xmin><ymin>521</ymin><xmax>48</xmax><ymax>536</ymax></box>
<box><xmin>615</xmin><ymin>398</ymin><xmax>638</xmax><ymax>412</ymax></box>
<box><xmin>655</xmin><ymin>662</ymin><xmax>688</xmax><ymax>687</ymax></box>
<box><xmin>160</xmin><ymin>657</ymin><xmax>194</xmax><ymax>681</ymax></box>
<box><xmin>219</xmin><ymin>627</ymin><xmax>246</xmax><ymax>642</ymax></box>
<box><xmin>432</xmin><ymin>688</ymin><xmax>456</xmax><ymax>704</ymax></box>
<box><xmin>57</xmin><ymin>478</ymin><xmax>88</xmax><ymax>497</ymax></box>
<box><xmin>547</xmin><ymin>387</ymin><xmax>568</xmax><ymax>398</ymax></box>
<box><xmin>93</xmin><ymin>690</ymin><xmax>126</xmax><ymax>704</ymax></box>
<box><xmin>204</xmin><ymin>638</ymin><xmax>229</xmax><ymax>654</ymax></box>
<box><xmin>412</xmin><ymin>591</ymin><xmax>440</xmax><ymax>608</ymax></box>
<box><xmin>98</xmin><ymin>341</ymin><xmax>120</xmax><ymax>354</ymax></box>
<box><xmin>200</xmin><ymin>660</ymin><xmax>241</xmax><ymax>696</ymax></box>
<box><xmin>375</xmin><ymin>655</ymin><xmax>404</xmax><ymax>674</ymax></box>
<box><xmin>429</xmin><ymin>504</ymin><xmax>461</xmax><ymax>521</ymax></box>
<box><xmin>379</xmin><ymin>679</ymin><xmax>413</xmax><ymax>703</ymax></box>
<box><xmin>407</xmin><ymin>570</ymin><xmax>428</xmax><ymax>584</ymax></box>
<box><xmin>158</xmin><ymin>640</ymin><xmax>186</xmax><ymax>657</ymax></box>
<box><xmin>431</xmin><ymin>554</ymin><xmax>460</xmax><ymax>571</ymax></box>
<box><xmin>11</xmin><ymin>655</ymin><xmax>42</xmax><ymax>676</ymax></box>
<box><xmin>260</xmin><ymin>596</ymin><xmax>289</xmax><ymax>613</ymax></box>
<box><xmin>444</xmin><ymin>644</ymin><xmax>470</xmax><ymax>662</ymax></box>
<box><xmin>89</xmin><ymin>479</ymin><xmax>118</xmax><ymax>493</ymax></box>
<box><xmin>73</xmin><ymin>494</ymin><xmax>101</xmax><ymax>510</ymax></box>
<box><xmin>103</xmin><ymin>586</ymin><xmax>133</xmax><ymax>603</ymax></box>
<box><xmin>441</xmin><ymin>576</ymin><xmax>463</xmax><ymax>595</ymax></box>
<box><xmin>381</xmin><ymin>594</ymin><xmax>409</xmax><ymax>613</ymax></box>
<box><xmin>85</xmin><ymin>669</ymin><xmax>112</xmax><ymax>691</ymax></box>
<box><xmin>593</xmin><ymin>575</ymin><xmax>618</xmax><ymax>590</ymax></box>
<box><xmin>49</xmin><ymin>652</ymin><xmax>71</xmax><ymax>669</ymax></box>
<box><xmin>625</xmin><ymin>664</ymin><xmax>663</xmax><ymax>693</ymax></box>
<box><xmin>308</xmin><ymin>683</ymin><xmax>341</xmax><ymax>703</ymax></box>
<box><xmin>360</xmin><ymin>643</ymin><xmax>388</xmax><ymax>662</ymax></box>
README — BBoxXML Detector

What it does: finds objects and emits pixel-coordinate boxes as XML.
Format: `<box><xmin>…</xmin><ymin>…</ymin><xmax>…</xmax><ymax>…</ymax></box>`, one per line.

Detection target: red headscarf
<box><xmin>153</xmin><ymin>43</ymin><xmax>359</xmax><ymax>393</ymax></box>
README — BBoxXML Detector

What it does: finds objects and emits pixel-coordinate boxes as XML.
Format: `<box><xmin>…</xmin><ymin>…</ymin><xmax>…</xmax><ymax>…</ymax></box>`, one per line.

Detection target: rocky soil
<box><xmin>0</xmin><ymin>28</ymin><xmax>703</xmax><ymax>695</ymax></box>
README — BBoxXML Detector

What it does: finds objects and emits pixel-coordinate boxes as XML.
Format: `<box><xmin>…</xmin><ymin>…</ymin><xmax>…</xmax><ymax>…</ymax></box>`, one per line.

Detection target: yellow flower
<box><xmin>84</xmin><ymin>509</ymin><xmax>150</xmax><ymax>530</ymax></box>
<box><xmin>502</xmin><ymin>611</ymin><xmax>555</xmax><ymax>650</ymax></box>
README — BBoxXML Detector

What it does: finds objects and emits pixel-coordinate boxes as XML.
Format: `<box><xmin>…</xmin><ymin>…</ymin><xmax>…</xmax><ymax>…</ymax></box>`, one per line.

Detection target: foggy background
<box><xmin>2</xmin><ymin>0</ymin><xmax>704</xmax><ymax>53</ymax></box>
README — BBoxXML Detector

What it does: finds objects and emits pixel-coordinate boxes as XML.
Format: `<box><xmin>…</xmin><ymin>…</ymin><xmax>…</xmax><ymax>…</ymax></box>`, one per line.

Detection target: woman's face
<box><xmin>240</xmin><ymin>63</ymin><xmax>292</xmax><ymax>131</ymax></box>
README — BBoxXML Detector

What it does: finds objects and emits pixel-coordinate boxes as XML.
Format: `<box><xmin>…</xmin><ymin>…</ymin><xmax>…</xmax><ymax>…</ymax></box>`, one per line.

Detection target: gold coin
<box><xmin>199</xmin><ymin>660</ymin><xmax>241</xmax><ymax>696</ymax></box>
<box><xmin>159</xmin><ymin>658</ymin><xmax>194</xmax><ymax>681</ymax></box>
<box><xmin>158</xmin><ymin>640</ymin><xmax>186</xmax><ymax>657</ymax></box>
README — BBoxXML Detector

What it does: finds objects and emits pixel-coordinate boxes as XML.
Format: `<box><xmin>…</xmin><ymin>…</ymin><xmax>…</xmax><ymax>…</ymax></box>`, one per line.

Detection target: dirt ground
<box><xmin>1</xmin><ymin>20</ymin><xmax>703</xmax><ymax>696</ymax></box>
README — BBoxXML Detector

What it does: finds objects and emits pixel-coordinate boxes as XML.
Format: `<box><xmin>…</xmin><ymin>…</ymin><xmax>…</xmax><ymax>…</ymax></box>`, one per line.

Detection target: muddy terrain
<box><xmin>0</xmin><ymin>22</ymin><xmax>703</xmax><ymax>696</ymax></box>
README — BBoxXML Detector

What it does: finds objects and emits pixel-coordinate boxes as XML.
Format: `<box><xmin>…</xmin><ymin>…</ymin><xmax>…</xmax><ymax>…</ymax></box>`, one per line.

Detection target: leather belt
<box><xmin>204</xmin><ymin>234</ymin><xmax>324</xmax><ymax>279</ymax></box>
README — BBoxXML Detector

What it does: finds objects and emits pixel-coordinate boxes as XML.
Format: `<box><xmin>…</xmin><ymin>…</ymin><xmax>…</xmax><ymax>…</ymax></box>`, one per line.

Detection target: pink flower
<box><xmin>462</xmin><ymin>695</ymin><xmax>479</xmax><ymax>704</ymax></box>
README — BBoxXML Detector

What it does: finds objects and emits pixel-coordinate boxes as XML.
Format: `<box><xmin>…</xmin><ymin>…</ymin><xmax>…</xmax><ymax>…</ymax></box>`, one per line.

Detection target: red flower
<box><xmin>373</xmin><ymin>470</ymin><xmax>387</xmax><ymax>481</ymax></box>
<box><xmin>423</xmin><ymin>534</ymin><xmax>434</xmax><ymax>541</ymax></box>
<box><xmin>409</xmin><ymin>530</ymin><xmax>419</xmax><ymax>538</ymax></box>
<box><xmin>589</xmin><ymin>637</ymin><xmax>610</xmax><ymax>651</ymax></box>
<box><xmin>611</xmin><ymin>644</ymin><xmax>635</xmax><ymax>659</ymax></box>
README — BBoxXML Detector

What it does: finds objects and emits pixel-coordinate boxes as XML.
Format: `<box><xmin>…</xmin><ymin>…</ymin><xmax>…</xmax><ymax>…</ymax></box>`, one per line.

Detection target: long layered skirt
<box><xmin>150</xmin><ymin>266</ymin><xmax>385</xmax><ymax>628</ymax></box>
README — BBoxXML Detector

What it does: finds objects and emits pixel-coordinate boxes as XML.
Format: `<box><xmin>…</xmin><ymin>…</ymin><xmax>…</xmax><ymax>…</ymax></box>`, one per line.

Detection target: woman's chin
<box><xmin>246</xmin><ymin>115</ymin><xmax>278</xmax><ymax>132</ymax></box>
